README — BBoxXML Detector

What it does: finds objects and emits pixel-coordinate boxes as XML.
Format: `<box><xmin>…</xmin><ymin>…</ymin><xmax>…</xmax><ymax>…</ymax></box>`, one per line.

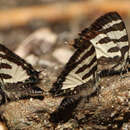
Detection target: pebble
<box><xmin>53</xmin><ymin>47</ymin><xmax>73</xmax><ymax>64</ymax></box>
<box><xmin>25</xmin><ymin>54</ymin><xmax>38</xmax><ymax>66</ymax></box>
<box><xmin>38</xmin><ymin>59</ymin><xmax>57</xmax><ymax>67</ymax></box>
<box><xmin>15</xmin><ymin>28</ymin><xmax>57</xmax><ymax>58</ymax></box>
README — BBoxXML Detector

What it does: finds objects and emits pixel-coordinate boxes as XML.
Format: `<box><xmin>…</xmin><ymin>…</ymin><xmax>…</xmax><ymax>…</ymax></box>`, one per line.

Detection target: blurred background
<box><xmin>0</xmin><ymin>0</ymin><xmax>130</xmax><ymax>68</ymax></box>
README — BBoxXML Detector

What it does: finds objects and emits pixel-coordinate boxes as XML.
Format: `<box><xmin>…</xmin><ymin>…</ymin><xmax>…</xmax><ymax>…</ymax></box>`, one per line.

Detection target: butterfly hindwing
<box><xmin>91</xmin><ymin>12</ymin><xmax>129</xmax><ymax>70</ymax></box>
<box><xmin>74</xmin><ymin>12</ymin><xmax>129</xmax><ymax>73</ymax></box>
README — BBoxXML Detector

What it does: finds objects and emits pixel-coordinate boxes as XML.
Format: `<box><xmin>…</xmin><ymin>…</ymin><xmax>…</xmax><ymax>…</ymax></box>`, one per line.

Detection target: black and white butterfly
<box><xmin>49</xmin><ymin>12</ymin><xmax>129</xmax><ymax>123</ymax></box>
<box><xmin>0</xmin><ymin>43</ymin><xmax>43</xmax><ymax>105</ymax></box>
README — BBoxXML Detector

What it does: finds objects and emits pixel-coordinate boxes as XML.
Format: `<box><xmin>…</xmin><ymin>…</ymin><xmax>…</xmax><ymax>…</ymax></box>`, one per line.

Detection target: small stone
<box><xmin>53</xmin><ymin>47</ymin><xmax>73</xmax><ymax>64</ymax></box>
<box><xmin>38</xmin><ymin>59</ymin><xmax>57</xmax><ymax>67</ymax></box>
<box><xmin>15</xmin><ymin>28</ymin><xmax>57</xmax><ymax>58</ymax></box>
<box><xmin>25</xmin><ymin>54</ymin><xmax>38</xmax><ymax>66</ymax></box>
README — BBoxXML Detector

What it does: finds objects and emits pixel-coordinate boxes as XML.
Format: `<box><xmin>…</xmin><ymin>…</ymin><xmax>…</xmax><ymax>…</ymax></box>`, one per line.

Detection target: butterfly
<box><xmin>49</xmin><ymin>12</ymin><xmax>129</xmax><ymax>123</ymax></box>
<box><xmin>0</xmin><ymin>43</ymin><xmax>43</xmax><ymax>105</ymax></box>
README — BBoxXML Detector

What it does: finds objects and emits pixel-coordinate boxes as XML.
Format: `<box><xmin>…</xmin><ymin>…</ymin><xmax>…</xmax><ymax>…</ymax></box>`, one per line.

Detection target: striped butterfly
<box><xmin>50</xmin><ymin>30</ymin><xmax>100</xmax><ymax>123</ymax></box>
<box><xmin>0</xmin><ymin>43</ymin><xmax>43</xmax><ymax>105</ymax></box>
<box><xmin>74</xmin><ymin>12</ymin><xmax>129</xmax><ymax>75</ymax></box>
<box><xmin>49</xmin><ymin>12</ymin><xmax>129</xmax><ymax>123</ymax></box>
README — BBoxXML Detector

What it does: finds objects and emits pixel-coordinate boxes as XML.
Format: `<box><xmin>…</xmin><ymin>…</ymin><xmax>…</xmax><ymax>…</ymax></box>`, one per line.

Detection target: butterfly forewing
<box><xmin>0</xmin><ymin>44</ymin><xmax>34</xmax><ymax>83</ymax></box>
<box><xmin>50</xmin><ymin>36</ymin><xmax>98</xmax><ymax>96</ymax></box>
<box><xmin>49</xmin><ymin>32</ymin><xmax>100</xmax><ymax>123</ymax></box>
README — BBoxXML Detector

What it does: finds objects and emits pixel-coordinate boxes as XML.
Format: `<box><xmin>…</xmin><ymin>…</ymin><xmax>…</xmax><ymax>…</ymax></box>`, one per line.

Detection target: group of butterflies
<box><xmin>0</xmin><ymin>12</ymin><xmax>129</xmax><ymax>124</ymax></box>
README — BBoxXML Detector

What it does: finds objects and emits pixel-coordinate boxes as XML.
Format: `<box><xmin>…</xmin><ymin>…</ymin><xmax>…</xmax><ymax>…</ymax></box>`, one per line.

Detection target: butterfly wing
<box><xmin>0</xmin><ymin>44</ymin><xmax>39</xmax><ymax>83</ymax></box>
<box><xmin>74</xmin><ymin>12</ymin><xmax>129</xmax><ymax>72</ymax></box>
<box><xmin>0</xmin><ymin>43</ymin><xmax>43</xmax><ymax>104</ymax></box>
<box><xmin>91</xmin><ymin>12</ymin><xmax>129</xmax><ymax>70</ymax></box>
<box><xmin>50</xmin><ymin>32</ymin><xmax>98</xmax><ymax>96</ymax></box>
<box><xmin>49</xmin><ymin>32</ymin><xmax>99</xmax><ymax>123</ymax></box>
